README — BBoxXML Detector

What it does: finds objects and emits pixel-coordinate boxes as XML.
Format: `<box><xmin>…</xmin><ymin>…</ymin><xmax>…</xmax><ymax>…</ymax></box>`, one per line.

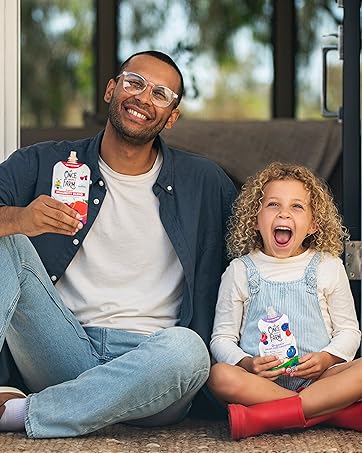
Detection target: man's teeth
<box><xmin>128</xmin><ymin>109</ymin><xmax>147</xmax><ymax>120</ymax></box>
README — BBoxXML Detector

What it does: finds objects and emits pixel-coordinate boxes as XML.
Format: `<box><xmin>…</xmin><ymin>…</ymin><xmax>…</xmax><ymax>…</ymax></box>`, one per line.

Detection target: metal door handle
<box><xmin>321</xmin><ymin>25</ymin><xmax>343</xmax><ymax>119</ymax></box>
<box><xmin>321</xmin><ymin>45</ymin><xmax>339</xmax><ymax>118</ymax></box>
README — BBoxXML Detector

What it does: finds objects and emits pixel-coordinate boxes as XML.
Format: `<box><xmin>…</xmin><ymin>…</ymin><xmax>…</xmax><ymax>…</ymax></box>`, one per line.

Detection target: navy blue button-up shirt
<box><xmin>0</xmin><ymin>131</ymin><xmax>237</xmax><ymax>395</ymax></box>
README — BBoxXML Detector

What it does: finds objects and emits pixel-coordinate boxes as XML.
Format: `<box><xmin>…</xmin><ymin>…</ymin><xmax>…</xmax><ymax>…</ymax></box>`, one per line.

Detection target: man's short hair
<box><xmin>119</xmin><ymin>50</ymin><xmax>184</xmax><ymax>106</ymax></box>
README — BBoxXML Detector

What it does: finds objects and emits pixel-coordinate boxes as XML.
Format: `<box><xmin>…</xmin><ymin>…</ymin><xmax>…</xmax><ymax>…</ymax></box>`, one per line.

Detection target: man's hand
<box><xmin>291</xmin><ymin>352</ymin><xmax>337</xmax><ymax>380</ymax></box>
<box><xmin>11</xmin><ymin>195</ymin><xmax>83</xmax><ymax>237</ymax></box>
<box><xmin>239</xmin><ymin>355</ymin><xmax>285</xmax><ymax>380</ymax></box>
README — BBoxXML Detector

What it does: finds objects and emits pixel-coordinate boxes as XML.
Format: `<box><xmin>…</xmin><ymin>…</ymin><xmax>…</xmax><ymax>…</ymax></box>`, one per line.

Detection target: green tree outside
<box><xmin>21</xmin><ymin>0</ymin><xmax>344</xmax><ymax>126</ymax></box>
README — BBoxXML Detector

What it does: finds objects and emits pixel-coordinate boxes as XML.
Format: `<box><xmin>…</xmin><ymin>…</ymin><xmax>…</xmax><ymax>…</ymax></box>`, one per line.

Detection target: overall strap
<box><xmin>239</xmin><ymin>255</ymin><xmax>260</xmax><ymax>294</ymax></box>
<box><xmin>304</xmin><ymin>252</ymin><xmax>321</xmax><ymax>294</ymax></box>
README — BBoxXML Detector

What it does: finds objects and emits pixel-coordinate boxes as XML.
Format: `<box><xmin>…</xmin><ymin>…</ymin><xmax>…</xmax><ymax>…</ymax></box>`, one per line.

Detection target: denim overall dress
<box><xmin>239</xmin><ymin>252</ymin><xmax>331</xmax><ymax>391</ymax></box>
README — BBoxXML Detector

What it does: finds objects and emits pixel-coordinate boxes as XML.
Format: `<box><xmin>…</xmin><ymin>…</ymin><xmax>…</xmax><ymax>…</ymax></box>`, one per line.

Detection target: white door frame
<box><xmin>0</xmin><ymin>0</ymin><xmax>20</xmax><ymax>162</ymax></box>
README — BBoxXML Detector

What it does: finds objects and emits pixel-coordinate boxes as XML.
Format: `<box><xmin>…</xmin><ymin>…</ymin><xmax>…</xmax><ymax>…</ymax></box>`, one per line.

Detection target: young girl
<box><xmin>208</xmin><ymin>162</ymin><xmax>362</xmax><ymax>440</ymax></box>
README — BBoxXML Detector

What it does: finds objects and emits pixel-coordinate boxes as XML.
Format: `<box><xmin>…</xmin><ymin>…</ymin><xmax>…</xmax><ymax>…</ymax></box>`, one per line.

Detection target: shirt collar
<box><xmin>154</xmin><ymin>135</ymin><xmax>175</xmax><ymax>195</ymax></box>
<box><xmin>86</xmin><ymin>130</ymin><xmax>105</xmax><ymax>183</ymax></box>
<box><xmin>89</xmin><ymin>131</ymin><xmax>174</xmax><ymax>193</ymax></box>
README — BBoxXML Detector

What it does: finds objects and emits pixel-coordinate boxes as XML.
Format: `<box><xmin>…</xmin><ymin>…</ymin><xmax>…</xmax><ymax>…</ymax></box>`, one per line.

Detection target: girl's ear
<box><xmin>308</xmin><ymin>221</ymin><xmax>318</xmax><ymax>235</ymax></box>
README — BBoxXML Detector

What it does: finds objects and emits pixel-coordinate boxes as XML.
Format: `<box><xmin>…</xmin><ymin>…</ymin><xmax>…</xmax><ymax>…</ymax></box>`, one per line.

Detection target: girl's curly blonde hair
<box><xmin>227</xmin><ymin>162</ymin><xmax>349</xmax><ymax>258</ymax></box>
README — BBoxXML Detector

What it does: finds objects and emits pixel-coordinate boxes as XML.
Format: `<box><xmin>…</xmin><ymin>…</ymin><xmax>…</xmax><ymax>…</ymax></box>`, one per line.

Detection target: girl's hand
<box><xmin>240</xmin><ymin>355</ymin><xmax>285</xmax><ymax>380</ymax></box>
<box><xmin>291</xmin><ymin>352</ymin><xmax>335</xmax><ymax>380</ymax></box>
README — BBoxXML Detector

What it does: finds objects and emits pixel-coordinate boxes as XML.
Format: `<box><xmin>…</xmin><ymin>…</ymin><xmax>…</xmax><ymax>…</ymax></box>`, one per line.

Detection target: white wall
<box><xmin>0</xmin><ymin>0</ymin><xmax>20</xmax><ymax>161</ymax></box>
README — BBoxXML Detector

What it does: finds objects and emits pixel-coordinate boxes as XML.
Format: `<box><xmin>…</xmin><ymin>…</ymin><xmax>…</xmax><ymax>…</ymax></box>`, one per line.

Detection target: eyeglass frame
<box><xmin>115</xmin><ymin>71</ymin><xmax>179</xmax><ymax>108</ymax></box>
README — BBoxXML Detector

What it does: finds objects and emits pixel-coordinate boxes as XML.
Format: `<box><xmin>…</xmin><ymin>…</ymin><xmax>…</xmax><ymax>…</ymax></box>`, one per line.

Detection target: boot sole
<box><xmin>228</xmin><ymin>404</ymin><xmax>247</xmax><ymax>439</ymax></box>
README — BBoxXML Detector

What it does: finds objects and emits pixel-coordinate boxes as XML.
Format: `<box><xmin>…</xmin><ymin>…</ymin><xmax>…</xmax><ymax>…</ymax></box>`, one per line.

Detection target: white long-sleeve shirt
<box><xmin>210</xmin><ymin>249</ymin><xmax>361</xmax><ymax>365</ymax></box>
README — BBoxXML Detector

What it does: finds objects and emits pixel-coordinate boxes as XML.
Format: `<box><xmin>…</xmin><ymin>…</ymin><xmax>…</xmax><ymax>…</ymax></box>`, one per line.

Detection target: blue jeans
<box><xmin>0</xmin><ymin>235</ymin><xmax>210</xmax><ymax>438</ymax></box>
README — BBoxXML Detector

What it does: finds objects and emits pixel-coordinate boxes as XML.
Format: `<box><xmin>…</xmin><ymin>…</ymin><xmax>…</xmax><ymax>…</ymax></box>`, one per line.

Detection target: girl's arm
<box><xmin>210</xmin><ymin>259</ymin><xmax>252</xmax><ymax>365</ymax></box>
<box><xmin>319</xmin><ymin>256</ymin><xmax>361</xmax><ymax>361</ymax></box>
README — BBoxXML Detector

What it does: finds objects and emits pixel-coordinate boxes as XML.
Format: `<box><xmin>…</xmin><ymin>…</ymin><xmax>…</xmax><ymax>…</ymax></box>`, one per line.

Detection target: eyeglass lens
<box><xmin>122</xmin><ymin>72</ymin><xmax>176</xmax><ymax>107</ymax></box>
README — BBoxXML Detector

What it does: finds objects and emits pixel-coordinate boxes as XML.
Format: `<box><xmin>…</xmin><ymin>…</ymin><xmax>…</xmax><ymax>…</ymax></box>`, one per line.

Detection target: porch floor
<box><xmin>1</xmin><ymin>417</ymin><xmax>361</xmax><ymax>452</ymax></box>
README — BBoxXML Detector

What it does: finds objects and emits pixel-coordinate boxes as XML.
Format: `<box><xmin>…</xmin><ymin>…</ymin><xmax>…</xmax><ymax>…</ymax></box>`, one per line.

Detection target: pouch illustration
<box><xmin>258</xmin><ymin>306</ymin><xmax>299</xmax><ymax>374</ymax></box>
<box><xmin>51</xmin><ymin>151</ymin><xmax>91</xmax><ymax>224</ymax></box>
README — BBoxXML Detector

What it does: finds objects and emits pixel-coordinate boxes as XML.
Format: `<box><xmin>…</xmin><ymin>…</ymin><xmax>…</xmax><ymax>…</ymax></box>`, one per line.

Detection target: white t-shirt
<box><xmin>56</xmin><ymin>152</ymin><xmax>184</xmax><ymax>335</ymax></box>
<box><xmin>210</xmin><ymin>249</ymin><xmax>361</xmax><ymax>365</ymax></box>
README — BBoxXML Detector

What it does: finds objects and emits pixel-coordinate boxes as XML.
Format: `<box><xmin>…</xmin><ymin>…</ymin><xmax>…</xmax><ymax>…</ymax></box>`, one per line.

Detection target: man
<box><xmin>0</xmin><ymin>51</ymin><xmax>237</xmax><ymax>438</ymax></box>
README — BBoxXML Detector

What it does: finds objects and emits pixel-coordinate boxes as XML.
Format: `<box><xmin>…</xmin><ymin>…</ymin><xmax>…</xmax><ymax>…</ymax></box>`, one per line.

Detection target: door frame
<box><xmin>0</xmin><ymin>0</ymin><xmax>20</xmax><ymax>160</ymax></box>
<box><xmin>342</xmin><ymin>0</ymin><xmax>361</xmax><ymax>350</ymax></box>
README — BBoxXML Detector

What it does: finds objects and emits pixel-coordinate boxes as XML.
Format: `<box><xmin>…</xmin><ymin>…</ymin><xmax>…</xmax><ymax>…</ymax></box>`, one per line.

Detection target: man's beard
<box><xmin>108</xmin><ymin>97</ymin><xmax>169</xmax><ymax>145</ymax></box>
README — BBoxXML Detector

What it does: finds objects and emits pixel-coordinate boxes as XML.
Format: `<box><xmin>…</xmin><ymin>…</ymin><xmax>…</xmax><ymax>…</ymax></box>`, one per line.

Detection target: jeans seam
<box><xmin>102</xmin><ymin>328</ymin><xmax>107</xmax><ymax>357</ymax></box>
<box><xmin>21</xmin><ymin>263</ymin><xmax>91</xmax><ymax>345</ymax></box>
<box><xmin>0</xmin><ymin>288</ymin><xmax>20</xmax><ymax>338</ymax></box>
<box><xmin>24</xmin><ymin>395</ymin><xmax>33</xmax><ymax>437</ymax></box>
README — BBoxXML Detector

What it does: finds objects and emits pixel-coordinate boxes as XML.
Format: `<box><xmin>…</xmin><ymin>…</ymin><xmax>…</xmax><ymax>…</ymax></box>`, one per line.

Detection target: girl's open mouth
<box><xmin>274</xmin><ymin>226</ymin><xmax>292</xmax><ymax>246</ymax></box>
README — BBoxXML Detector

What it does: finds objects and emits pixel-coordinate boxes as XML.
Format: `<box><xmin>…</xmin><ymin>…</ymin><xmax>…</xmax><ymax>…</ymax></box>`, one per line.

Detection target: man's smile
<box><xmin>127</xmin><ymin>108</ymin><xmax>148</xmax><ymax>121</ymax></box>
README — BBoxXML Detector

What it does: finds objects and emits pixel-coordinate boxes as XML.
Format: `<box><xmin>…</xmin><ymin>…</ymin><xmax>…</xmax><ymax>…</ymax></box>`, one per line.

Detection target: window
<box><xmin>21</xmin><ymin>0</ymin><xmax>95</xmax><ymax>127</ymax></box>
<box><xmin>118</xmin><ymin>0</ymin><xmax>273</xmax><ymax>120</ymax></box>
<box><xmin>296</xmin><ymin>0</ymin><xmax>343</xmax><ymax>119</ymax></box>
<box><xmin>19</xmin><ymin>0</ymin><xmax>347</xmax><ymax>134</ymax></box>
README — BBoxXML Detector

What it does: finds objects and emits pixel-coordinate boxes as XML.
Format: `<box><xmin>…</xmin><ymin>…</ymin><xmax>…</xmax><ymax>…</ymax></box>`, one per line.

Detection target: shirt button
<box><xmin>167</xmin><ymin>185</ymin><xmax>172</xmax><ymax>191</ymax></box>
<box><xmin>89</xmin><ymin>179</ymin><xmax>93</xmax><ymax>185</ymax></box>
<box><xmin>51</xmin><ymin>275</ymin><xmax>57</xmax><ymax>282</ymax></box>
<box><xmin>73</xmin><ymin>239</ymin><xmax>80</xmax><ymax>246</ymax></box>
<box><xmin>99</xmin><ymin>180</ymin><xmax>104</xmax><ymax>187</ymax></box>
<box><xmin>93</xmin><ymin>198</ymin><xmax>100</xmax><ymax>205</ymax></box>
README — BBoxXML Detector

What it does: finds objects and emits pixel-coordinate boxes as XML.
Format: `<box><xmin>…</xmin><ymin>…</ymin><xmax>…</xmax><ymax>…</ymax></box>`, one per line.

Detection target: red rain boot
<box><xmin>228</xmin><ymin>395</ymin><xmax>306</xmax><ymax>440</ymax></box>
<box><xmin>327</xmin><ymin>402</ymin><xmax>362</xmax><ymax>430</ymax></box>
<box><xmin>305</xmin><ymin>402</ymin><xmax>362</xmax><ymax>431</ymax></box>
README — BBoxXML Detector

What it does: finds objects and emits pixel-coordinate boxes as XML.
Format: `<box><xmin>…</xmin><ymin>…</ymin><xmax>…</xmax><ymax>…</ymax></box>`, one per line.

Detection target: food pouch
<box><xmin>51</xmin><ymin>151</ymin><xmax>90</xmax><ymax>224</ymax></box>
<box><xmin>258</xmin><ymin>306</ymin><xmax>299</xmax><ymax>374</ymax></box>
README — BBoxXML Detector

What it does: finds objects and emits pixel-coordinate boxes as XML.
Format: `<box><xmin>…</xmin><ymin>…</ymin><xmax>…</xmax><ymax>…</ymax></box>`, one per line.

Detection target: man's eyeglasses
<box><xmin>116</xmin><ymin>71</ymin><xmax>178</xmax><ymax>108</ymax></box>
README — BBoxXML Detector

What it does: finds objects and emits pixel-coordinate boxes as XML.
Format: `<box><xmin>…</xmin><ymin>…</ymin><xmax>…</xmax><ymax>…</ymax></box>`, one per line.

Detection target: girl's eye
<box><xmin>267</xmin><ymin>202</ymin><xmax>278</xmax><ymax>207</ymax></box>
<box><xmin>293</xmin><ymin>204</ymin><xmax>304</xmax><ymax>209</ymax></box>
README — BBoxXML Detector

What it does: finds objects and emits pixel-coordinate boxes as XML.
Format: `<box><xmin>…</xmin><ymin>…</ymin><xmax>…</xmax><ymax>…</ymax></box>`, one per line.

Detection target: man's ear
<box><xmin>104</xmin><ymin>79</ymin><xmax>117</xmax><ymax>104</ymax></box>
<box><xmin>164</xmin><ymin>109</ymin><xmax>180</xmax><ymax>130</ymax></box>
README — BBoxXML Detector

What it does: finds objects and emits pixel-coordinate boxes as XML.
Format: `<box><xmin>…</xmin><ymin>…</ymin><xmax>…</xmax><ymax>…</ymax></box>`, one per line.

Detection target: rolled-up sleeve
<box><xmin>0</xmin><ymin>147</ymin><xmax>38</xmax><ymax>207</ymax></box>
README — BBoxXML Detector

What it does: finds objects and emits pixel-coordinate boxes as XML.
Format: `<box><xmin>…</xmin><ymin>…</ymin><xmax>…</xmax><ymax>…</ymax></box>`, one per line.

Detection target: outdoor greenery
<box><xmin>21</xmin><ymin>0</ymin><xmax>94</xmax><ymax>127</ymax></box>
<box><xmin>119</xmin><ymin>0</ymin><xmax>340</xmax><ymax>64</ymax></box>
<box><xmin>21</xmin><ymin>0</ymin><xmax>342</xmax><ymax>126</ymax></box>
